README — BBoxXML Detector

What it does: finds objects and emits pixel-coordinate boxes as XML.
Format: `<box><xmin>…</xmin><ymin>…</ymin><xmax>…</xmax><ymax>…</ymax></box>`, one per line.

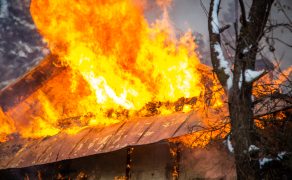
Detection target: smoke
<box><xmin>146</xmin><ymin>0</ymin><xmax>292</xmax><ymax>68</ymax></box>
<box><xmin>181</xmin><ymin>144</ymin><xmax>236</xmax><ymax>179</ymax></box>
<box><xmin>156</xmin><ymin>0</ymin><xmax>172</xmax><ymax>8</ymax></box>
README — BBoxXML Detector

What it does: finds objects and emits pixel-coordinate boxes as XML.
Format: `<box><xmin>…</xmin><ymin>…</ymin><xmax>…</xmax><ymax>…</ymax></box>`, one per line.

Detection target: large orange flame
<box><xmin>1</xmin><ymin>0</ymin><xmax>227</xmax><ymax>141</ymax></box>
<box><xmin>30</xmin><ymin>0</ymin><xmax>203</xmax><ymax>110</ymax></box>
<box><xmin>0</xmin><ymin>0</ymin><xmax>289</xmax><ymax>145</ymax></box>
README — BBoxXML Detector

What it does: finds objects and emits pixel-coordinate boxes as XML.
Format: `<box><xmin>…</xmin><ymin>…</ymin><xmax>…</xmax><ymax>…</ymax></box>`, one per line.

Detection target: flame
<box><xmin>30</xmin><ymin>0</ymin><xmax>203</xmax><ymax>111</ymax></box>
<box><xmin>0</xmin><ymin>0</ymin><xmax>289</xmax><ymax>146</ymax></box>
<box><xmin>252</xmin><ymin>66</ymin><xmax>292</xmax><ymax>129</ymax></box>
<box><xmin>30</xmin><ymin>2</ymin><xmax>207</xmax><ymax>118</ymax></box>
<box><xmin>0</xmin><ymin>107</ymin><xmax>16</xmax><ymax>142</ymax></box>
<box><xmin>1</xmin><ymin>0</ymin><xmax>227</xmax><ymax>141</ymax></box>
<box><xmin>254</xmin><ymin>66</ymin><xmax>292</xmax><ymax>98</ymax></box>
<box><xmin>169</xmin><ymin>109</ymin><xmax>230</xmax><ymax>148</ymax></box>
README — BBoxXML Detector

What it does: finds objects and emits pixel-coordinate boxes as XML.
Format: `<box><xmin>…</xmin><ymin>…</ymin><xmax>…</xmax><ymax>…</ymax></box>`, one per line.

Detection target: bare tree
<box><xmin>208</xmin><ymin>0</ymin><xmax>275</xmax><ymax>179</ymax></box>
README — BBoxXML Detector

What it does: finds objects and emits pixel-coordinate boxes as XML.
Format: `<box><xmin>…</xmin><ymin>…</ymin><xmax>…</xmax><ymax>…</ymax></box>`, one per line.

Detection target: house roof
<box><xmin>0</xmin><ymin>111</ymin><xmax>207</xmax><ymax>169</ymax></box>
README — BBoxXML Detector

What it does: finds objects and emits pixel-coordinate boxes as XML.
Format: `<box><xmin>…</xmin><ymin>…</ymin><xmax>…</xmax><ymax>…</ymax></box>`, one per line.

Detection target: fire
<box><xmin>253</xmin><ymin>66</ymin><xmax>292</xmax><ymax>128</ymax></box>
<box><xmin>0</xmin><ymin>0</ymin><xmax>226</xmax><ymax>141</ymax></box>
<box><xmin>30</xmin><ymin>0</ymin><xmax>203</xmax><ymax>111</ymax></box>
<box><xmin>254</xmin><ymin>66</ymin><xmax>292</xmax><ymax>98</ymax></box>
<box><xmin>0</xmin><ymin>107</ymin><xmax>16</xmax><ymax>142</ymax></box>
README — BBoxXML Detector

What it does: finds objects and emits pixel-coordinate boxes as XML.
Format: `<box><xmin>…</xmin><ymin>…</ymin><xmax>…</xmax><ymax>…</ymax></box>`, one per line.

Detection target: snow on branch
<box><xmin>209</xmin><ymin>0</ymin><xmax>233</xmax><ymax>91</ymax></box>
<box><xmin>226</xmin><ymin>135</ymin><xmax>234</xmax><ymax>153</ymax></box>
<box><xmin>211</xmin><ymin>0</ymin><xmax>220</xmax><ymax>34</ymax></box>
<box><xmin>259</xmin><ymin>152</ymin><xmax>287</xmax><ymax>169</ymax></box>
<box><xmin>213</xmin><ymin>43</ymin><xmax>233</xmax><ymax>90</ymax></box>
<box><xmin>244</xmin><ymin>69</ymin><xmax>265</xmax><ymax>83</ymax></box>
<box><xmin>248</xmin><ymin>145</ymin><xmax>260</xmax><ymax>152</ymax></box>
<box><xmin>238</xmin><ymin>69</ymin><xmax>265</xmax><ymax>89</ymax></box>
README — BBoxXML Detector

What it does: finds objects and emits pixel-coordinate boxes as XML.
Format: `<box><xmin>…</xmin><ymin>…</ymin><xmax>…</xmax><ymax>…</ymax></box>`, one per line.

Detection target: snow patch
<box><xmin>0</xmin><ymin>0</ymin><xmax>8</xmax><ymax>18</ymax></box>
<box><xmin>211</xmin><ymin>0</ymin><xmax>220</xmax><ymax>34</ymax></box>
<box><xmin>248</xmin><ymin>145</ymin><xmax>260</xmax><ymax>152</ymax></box>
<box><xmin>277</xmin><ymin>151</ymin><xmax>287</xmax><ymax>159</ymax></box>
<box><xmin>245</xmin><ymin>69</ymin><xmax>265</xmax><ymax>83</ymax></box>
<box><xmin>227</xmin><ymin>135</ymin><xmax>234</xmax><ymax>153</ymax></box>
<box><xmin>243</xmin><ymin>48</ymin><xmax>248</xmax><ymax>54</ymax></box>
<box><xmin>238</xmin><ymin>69</ymin><xmax>265</xmax><ymax>89</ymax></box>
<box><xmin>214</xmin><ymin>43</ymin><xmax>233</xmax><ymax>89</ymax></box>
<box><xmin>259</xmin><ymin>151</ymin><xmax>287</xmax><ymax>169</ymax></box>
<box><xmin>238</xmin><ymin>73</ymin><xmax>243</xmax><ymax>89</ymax></box>
<box><xmin>243</xmin><ymin>45</ymin><xmax>252</xmax><ymax>54</ymax></box>
<box><xmin>210</xmin><ymin>0</ymin><xmax>233</xmax><ymax>90</ymax></box>
<box><xmin>259</xmin><ymin>157</ymin><xmax>273</xmax><ymax>168</ymax></box>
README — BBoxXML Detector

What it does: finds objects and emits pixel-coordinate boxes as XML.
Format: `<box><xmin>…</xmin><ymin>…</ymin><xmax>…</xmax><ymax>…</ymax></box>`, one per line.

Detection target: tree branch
<box><xmin>277</xmin><ymin>1</ymin><xmax>292</xmax><ymax>24</ymax></box>
<box><xmin>254</xmin><ymin>105</ymin><xmax>292</xmax><ymax>119</ymax></box>
<box><xmin>273</xmin><ymin>37</ymin><xmax>292</xmax><ymax>48</ymax></box>
<box><xmin>253</xmin><ymin>92</ymin><xmax>292</xmax><ymax>105</ymax></box>
<box><xmin>232</xmin><ymin>0</ymin><xmax>274</xmax><ymax>91</ymax></box>
<box><xmin>238</xmin><ymin>0</ymin><xmax>247</xmax><ymax>26</ymax></box>
<box><xmin>265</xmin><ymin>23</ymin><xmax>292</xmax><ymax>33</ymax></box>
<box><xmin>208</xmin><ymin>0</ymin><xmax>233</xmax><ymax>92</ymax></box>
<box><xmin>219</xmin><ymin>24</ymin><xmax>231</xmax><ymax>33</ymax></box>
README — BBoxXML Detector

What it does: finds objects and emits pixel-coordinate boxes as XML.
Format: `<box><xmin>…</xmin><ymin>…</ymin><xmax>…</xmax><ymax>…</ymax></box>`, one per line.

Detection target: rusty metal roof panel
<box><xmin>172</xmin><ymin>112</ymin><xmax>204</xmax><ymax>137</ymax></box>
<box><xmin>6</xmin><ymin>138</ymin><xmax>44</xmax><ymax>168</ymax></box>
<box><xmin>68</xmin><ymin>126</ymin><xmax>105</xmax><ymax>159</ymax></box>
<box><xmin>102</xmin><ymin>117</ymin><xmax>155</xmax><ymax>151</ymax></box>
<box><xmin>49</xmin><ymin>128</ymin><xmax>93</xmax><ymax>163</ymax></box>
<box><xmin>136</xmin><ymin>113</ymin><xmax>190</xmax><ymax>145</ymax></box>
<box><xmin>0</xmin><ymin>111</ymin><xmax>204</xmax><ymax>169</ymax></box>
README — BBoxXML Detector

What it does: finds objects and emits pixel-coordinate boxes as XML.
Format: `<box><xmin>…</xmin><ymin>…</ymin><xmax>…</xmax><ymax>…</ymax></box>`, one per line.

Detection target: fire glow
<box><xmin>0</xmin><ymin>0</ymin><xmax>227</xmax><ymax>142</ymax></box>
<box><xmin>30</xmin><ymin>0</ymin><xmax>204</xmax><ymax>110</ymax></box>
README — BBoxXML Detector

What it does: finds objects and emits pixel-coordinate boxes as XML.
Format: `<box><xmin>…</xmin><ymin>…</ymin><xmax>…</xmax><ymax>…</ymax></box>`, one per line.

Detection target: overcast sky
<box><xmin>146</xmin><ymin>0</ymin><xmax>292</xmax><ymax>68</ymax></box>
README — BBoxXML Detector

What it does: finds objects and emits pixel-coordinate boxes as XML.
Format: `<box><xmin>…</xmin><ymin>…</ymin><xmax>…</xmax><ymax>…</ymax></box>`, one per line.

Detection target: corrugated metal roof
<box><xmin>0</xmin><ymin>111</ymin><xmax>203</xmax><ymax>169</ymax></box>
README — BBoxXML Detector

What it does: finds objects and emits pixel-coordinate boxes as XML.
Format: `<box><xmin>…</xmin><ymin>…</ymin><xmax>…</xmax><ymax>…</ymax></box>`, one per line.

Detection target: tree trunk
<box><xmin>208</xmin><ymin>0</ymin><xmax>274</xmax><ymax>179</ymax></box>
<box><xmin>229</xmin><ymin>85</ymin><xmax>260</xmax><ymax>180</ymax></box>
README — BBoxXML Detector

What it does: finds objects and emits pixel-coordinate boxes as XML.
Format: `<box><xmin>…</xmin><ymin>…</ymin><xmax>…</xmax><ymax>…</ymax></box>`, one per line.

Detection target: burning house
<box><xmin>0</xmin><ymin>0</ymin><xmax>291</xmax><ymax>179</ymax></box>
